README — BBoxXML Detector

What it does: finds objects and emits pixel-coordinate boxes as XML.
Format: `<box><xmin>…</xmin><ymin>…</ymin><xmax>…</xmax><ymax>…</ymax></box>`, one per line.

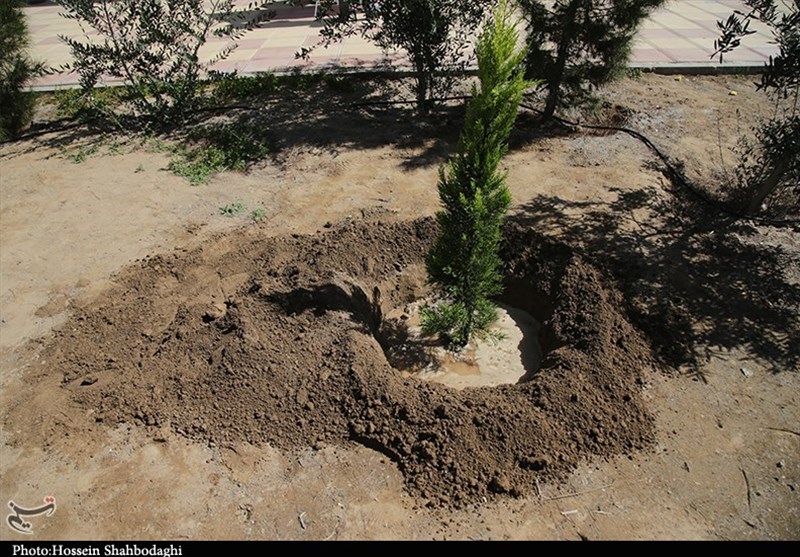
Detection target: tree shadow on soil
<box><xmin>225</xmin><ymin>85</ymin><xmax>581</xmax><ymax>171</ymax></box>
<box><xmin>377</xmin><ymin>318</ymin><xmax>439</xmax><ymax>372</ymax></box>
<box><xmin>252</xmin><ymin>78</ymin><xmax>466</xmax><ymax>170</ymax></box>
<box><xmin>7</xmin><ymin>75</ymin><xmax>590</xmax><ymax>175</ymax></box>
<box><xmin>266</xmin><ymin>280</ymin><xmax>382</xmax><ymax>333</ymax></box>
<box><xmin>509</xmin><ymin>182</ymin><xmax>800</xmax><ymax>377</ymax></box>
<box><xmin>10</xmin><ymin>76</ymin><xmax>468</xmax><ymax>170</ymax></box>
<box><xmin>266</xmin><ymin>279</ymin><xmax>440</xmax><ymax>371</ymax></box>
<box><xmin>0</xmin><ymin>120</ymin><xmax>119</xmax><ymax>161</ymax></box>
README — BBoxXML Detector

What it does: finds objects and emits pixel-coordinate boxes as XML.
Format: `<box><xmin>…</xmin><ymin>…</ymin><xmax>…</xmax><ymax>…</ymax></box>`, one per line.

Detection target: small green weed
<box><xmin>168</xmin><ymin>122</ymin><xmax>270</xmax><ymax>185</ymax></box>
<box><xmin>144</xmin><ymin>136</ymin><xmax>169</xmax><ymax>153</ymax></box>
<box><xmin>219</xmin><ymin>200</ymin><xmax>246</xmax><ymax>216</ymax></box>
<box><xmin>251</xmin><ymin>206</ymin><xmax>267</xmax><ymax>222</ymax></box>
<box><xmin>626</xmin><ymin>67</ymin><xmax>643</xmax><ymax>79</ymax></box>
<box><xmin>53</xmin><ymin>88</ymin><xmax>87</xmax><ymax>120</ymax></box>
<box><xmin>214</xmin><ymin>73</ymin><xmax>279</xmax><ymax>100</ymax></box>
<box><xmin>63</xmin><ymin>141</ymin><xmax>100</xmax><ymax>163</ymax></box>
<box><xmin>60</xmin><ymin>133</ymin><xmax>130</xmax><ymax>163</ymax></box>
<box><xmin>107</xmin><ymin>137</ymin><xmax>125</xmax><ymax>155</ymax></box>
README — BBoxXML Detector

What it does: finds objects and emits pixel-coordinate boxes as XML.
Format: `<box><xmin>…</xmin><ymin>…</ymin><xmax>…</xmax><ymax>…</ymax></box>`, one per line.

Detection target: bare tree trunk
<box><xmin>746</xmin><ymin>157</ymin><xmax>788</xmax><ymax>214</ymax></box>
<box><xmin>543</xmin><ymin>0</ymin><xmax>581</xmax><ymax>119</ymax></box>
<box><xmin>414</xmin><ymin>58</ymin><xmax>430</xmax><ymax>116</ymax></box>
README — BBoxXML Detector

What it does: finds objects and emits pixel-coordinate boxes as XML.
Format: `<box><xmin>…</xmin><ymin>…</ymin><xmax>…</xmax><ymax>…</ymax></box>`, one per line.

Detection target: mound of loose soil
<box><xmin>42</xmin><ymin>217</ymin><xmax>655</xmax><ymax>507</ymax></box>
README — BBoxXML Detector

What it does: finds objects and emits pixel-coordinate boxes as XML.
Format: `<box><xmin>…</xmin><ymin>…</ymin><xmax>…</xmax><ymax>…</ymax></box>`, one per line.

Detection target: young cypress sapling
<box><xmin>423</xmin><ymin>0</ymin><xmax>532</xmax><ymax>346</ymax></box>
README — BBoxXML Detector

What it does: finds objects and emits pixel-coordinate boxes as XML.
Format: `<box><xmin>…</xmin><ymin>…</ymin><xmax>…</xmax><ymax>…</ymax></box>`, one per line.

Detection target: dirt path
<box><xmin>1</xmin><ymin>75</ymin><xmax>797</xmax><ymax>540</ymax></box>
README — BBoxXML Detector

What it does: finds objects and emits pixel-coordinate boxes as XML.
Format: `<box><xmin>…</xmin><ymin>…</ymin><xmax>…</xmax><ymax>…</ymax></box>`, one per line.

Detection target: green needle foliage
<box><xmin>1</xmin><ymin>0</ymin><xmax>44</xmax><ymax>140</ymax></box>
<box><xmin>519</xmin><ymin>0</ymin><xmax>664</xmax><ymax>119</ymax></box>
<box><xmin>423</xmin><ymin>0</ymin><xmax>531</xmax><ymax>346</ymax></box>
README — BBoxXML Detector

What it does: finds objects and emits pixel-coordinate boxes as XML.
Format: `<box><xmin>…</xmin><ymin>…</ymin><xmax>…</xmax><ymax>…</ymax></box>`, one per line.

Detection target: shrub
<box><xmin>1</xmin><ymin>0</ymin><xmax>43</xmax><ymax>139</ymax></box>
<box><xmin>55</xmin><ymin>0</ymin><xmax>272</xmax><ymax>129</ymax></box>
<box><xmin>714</xmin><ymin>0</ymin><xmax>799</xmax><ymax>214</ymax></box>
<box><xmin>519</xmin><ymin>0</ymin><xmax>665</xmax><ymax>119</ymax></box>
<box><xmin>301</xmin><ymin>0</ymin><xmax>491</xmax><ymax>115</ymax></box>
<box><xmin>423</xmin><ymin>0</ymin><xmax>531</xmax><ymax>346</ymax></box>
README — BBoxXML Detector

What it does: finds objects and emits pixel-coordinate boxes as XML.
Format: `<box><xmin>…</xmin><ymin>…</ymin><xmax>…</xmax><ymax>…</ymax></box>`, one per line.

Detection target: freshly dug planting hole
<box><xmin>41</xmin><ymin>217</ymin><xmax>655</xmax><ymax>507</ymax></box>
<box><xmin>381</xmin><ymin>300</ymin><xmax>542</xmax><ymax>390</ymax></box>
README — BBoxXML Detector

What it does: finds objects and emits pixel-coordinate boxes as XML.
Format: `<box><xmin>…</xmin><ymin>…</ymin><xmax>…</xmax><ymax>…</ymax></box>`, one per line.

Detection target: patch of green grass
<box><xmin>52</xmin><ymin>88</ymin><xmax>84</xmax><ymax>120</ymax></box>
<box><xmin>214</xmin><ymin>70</ymin><xmax>358</xmax><ymax>98</ymax></box>
<box><xmin>144</xmin><ymin>136</ymin><xmax>169</xmax><ymax>153</ymax></box>
<box><xmin>251</xmin><ymin>206</ymin><xmax>267</xmax><ymax>222</ymax></box>
<box><xmin>168</xmin><ymin>122</ymin><xmax>270</xmax><ymax>185</ymax></box>
<box><xmin>219</xmin><ymin>200</ymin><xmax>246</xmax><ymax>216</ymax></box>
<box><xmin>59</xmin><ymin>133</ymin><xmax>131</xmax><ymax>163</ymax></box>
<box><xmin>52</xmin><ymin>87</ymin><xmax>124</xmax><ymax>121</ymax></box>
<box><xmin>62</xmin><ymin>140</ymin><xmax>101</xmax><ymax>163</ymax></box>
<box><xmin>106</xmin><ymin>137</ymin><xmax>126</xmax><ymax>155</ymax></box>
<box><xmin>214</xmin><ymin>72</ymin><xmax>279</xmax><ymax>100</ymax></box>
<box><xmin>134</xmin><ymin>163</ymin><xmax>145</xmax><ymax>173</ymax></box>
<box><xmin>169</xmin><ymin>144</ymin><xmax>228</xmax><ymax>185</ymax></box>
<box><xmin>626</xmin><ymin>67</ymin><xmax>643</xmax><ymax>79</ymax></box>
<box><xmin>280</xmin><ymin>70</ymin><xmax>326</xmax><ymax>92</ymax></box>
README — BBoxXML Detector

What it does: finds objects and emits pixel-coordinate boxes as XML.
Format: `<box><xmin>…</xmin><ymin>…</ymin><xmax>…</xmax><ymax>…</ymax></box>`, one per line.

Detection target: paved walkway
<box><xmin>23</xmin><ymin>0</ymin><xmax>778</xmax><ymax>90</ymax></box>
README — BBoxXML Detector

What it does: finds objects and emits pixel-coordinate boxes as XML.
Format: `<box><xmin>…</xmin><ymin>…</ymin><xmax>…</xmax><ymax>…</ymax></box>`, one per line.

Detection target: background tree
<box><xmin>302</xmin><ymin>0</ymin><xmax>491</xmax><ymax>115</ymax></box>
<box><xmin>1</xmin><ymin>0</ymin><xmax>43</xmax><ymax>140</ymax></box>
<box><xmin>55</xmin><ymin>0</ymin><xmax>272</xmax><ymax>129</ymax></box>
<box><xmin>518</xmin><ymin>0</ymin><xmax>664</xmax><ymax>119</ymax></box>
<box><xmin>423</xmin><ymin>0</ymin><xmax>531</xmax><ymax>346</ymax></box>
<box><xmin>714</xmin><ymin>0</ymin><xmax>799</xmax><ymax>214</ymax></box>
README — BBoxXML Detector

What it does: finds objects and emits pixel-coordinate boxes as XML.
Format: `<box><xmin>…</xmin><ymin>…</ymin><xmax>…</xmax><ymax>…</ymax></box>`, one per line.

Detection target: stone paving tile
<box><xmin>21</xmin><ymin>0</ymin><xmax>781</xmax><ymax>90</ymax></box>
<box><xmin>630</xmin><ymin>48</ymin><xmax>676</xmax><ymax>63</ymax></box>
